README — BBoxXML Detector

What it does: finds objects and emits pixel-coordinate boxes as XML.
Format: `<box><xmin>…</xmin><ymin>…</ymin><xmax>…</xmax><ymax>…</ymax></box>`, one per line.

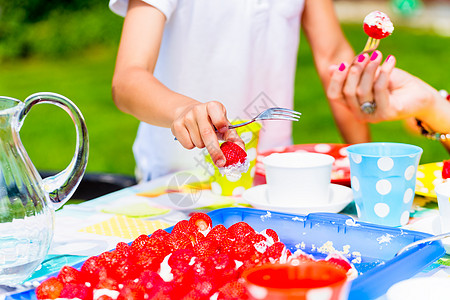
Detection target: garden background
<box><xmin>0</xmin><ymin>0</ymin><xmax>448</xmax><ymax>178</ymax></box>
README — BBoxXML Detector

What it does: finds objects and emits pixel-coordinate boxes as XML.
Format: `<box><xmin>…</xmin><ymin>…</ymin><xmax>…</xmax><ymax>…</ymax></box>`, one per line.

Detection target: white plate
<box><xmin>242</xmin><ymin>184</ymin><xmax>353</xmax><ymax>214</ymax></box>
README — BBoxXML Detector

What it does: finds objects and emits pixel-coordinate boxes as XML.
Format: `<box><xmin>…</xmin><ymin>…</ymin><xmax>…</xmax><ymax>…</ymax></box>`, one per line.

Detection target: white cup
<box><xmin>262</xmin><ymin>152</ymin><xmax>335</xmax><ymax>206</ymax></box>
<box><xmin>435</xmin><ymin>181</ymin><xmax>450</xmax><ymax>233</ymax></box>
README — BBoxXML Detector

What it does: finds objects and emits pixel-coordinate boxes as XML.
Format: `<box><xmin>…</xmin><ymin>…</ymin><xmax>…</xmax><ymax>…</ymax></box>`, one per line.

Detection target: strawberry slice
<box><xmin>189</xmin><ymin>212</ymin><xmax>213</xmax><ymax>232</ymax></box>
<box><xmin>220</xmin><ymin>141</ymin><xmax>247</xmax><ymax>167</ymax></box>
<box><xmin>36</xmin><ymin>277</ymin><xmax>64</xmax><ymax>300</ymax></box>
<box><xmin>442</xmin><ymin>160</ymin><xmax>450</xmax><ymax>179</ymax></box>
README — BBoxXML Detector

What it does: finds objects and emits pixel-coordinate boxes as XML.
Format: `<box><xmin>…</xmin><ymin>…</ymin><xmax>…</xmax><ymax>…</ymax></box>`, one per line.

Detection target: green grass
<box><xmin>0</xmin><ymin>24</ymin><xmax>448</xmax><ymax>177</ymax></box>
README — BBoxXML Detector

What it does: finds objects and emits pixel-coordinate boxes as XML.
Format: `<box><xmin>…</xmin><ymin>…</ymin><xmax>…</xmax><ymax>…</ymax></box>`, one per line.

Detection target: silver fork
<box><xmin>227</xmin><ymin>107</ymin><xmax>301</xmax><ymax>130</ymax></box>
<box><xmin>174</xmin><ymin>107</ymin><xmax>301</xmax><ymax>140</ymax></box>
<box><xmin>396</xmin><ymin>232</ymin><xmax>450</xmax><ymax>256</ymax></box>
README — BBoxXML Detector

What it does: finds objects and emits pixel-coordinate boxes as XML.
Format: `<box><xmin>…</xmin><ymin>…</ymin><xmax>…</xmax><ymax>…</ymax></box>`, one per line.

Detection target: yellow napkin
<box><xmin>101</xmin><ymin>202</ymin><xmax>170</xmax><ymax>218</ymax></box>
<box><xmin>78</xmin><ymin>215</ymin><xmax>171</xmax><ymax>240</ymax></box>
<box><xmin>137</xmin><ymin>181</ymin><xmax>211</xmax><ymax>198</ymax></box>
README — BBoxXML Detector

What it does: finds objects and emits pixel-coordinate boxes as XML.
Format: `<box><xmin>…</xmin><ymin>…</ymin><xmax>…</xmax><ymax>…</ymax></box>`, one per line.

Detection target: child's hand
<box><xmin>171</xmin><ymin>101</ymin><xmax>245</xmax><ymax>167</ymax></box>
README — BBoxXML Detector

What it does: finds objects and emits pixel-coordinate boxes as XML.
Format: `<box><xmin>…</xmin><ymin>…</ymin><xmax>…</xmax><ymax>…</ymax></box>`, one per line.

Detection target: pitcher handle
<box><xmin>18</xmin><ymin>92</ymin><xmax>89</xmax><ymax>209</ymax></box>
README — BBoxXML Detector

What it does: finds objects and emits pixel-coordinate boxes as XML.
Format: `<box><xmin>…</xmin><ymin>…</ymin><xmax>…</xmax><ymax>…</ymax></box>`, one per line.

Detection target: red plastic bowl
<box><xmin>242</xmin><ymin>262</ymin><xmax>350</xmax><ymax>300</ymax></box>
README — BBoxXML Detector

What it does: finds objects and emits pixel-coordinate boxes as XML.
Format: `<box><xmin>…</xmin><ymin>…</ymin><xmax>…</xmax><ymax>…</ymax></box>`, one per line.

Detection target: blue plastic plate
<box><xmin>9</xmin><ymin>207</ymin><xmax>445</xmax><ymax>300</ymax></box>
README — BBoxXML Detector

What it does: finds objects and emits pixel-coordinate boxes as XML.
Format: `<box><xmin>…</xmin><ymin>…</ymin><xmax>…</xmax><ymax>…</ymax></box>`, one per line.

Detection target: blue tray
<box><xmin>9</xmin><ymin>207</ymin><xmax>445</xmax><ymax>300</ymax></box>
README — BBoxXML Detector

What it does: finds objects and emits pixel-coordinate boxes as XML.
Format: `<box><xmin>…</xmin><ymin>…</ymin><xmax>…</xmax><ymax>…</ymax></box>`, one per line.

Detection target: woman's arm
<box><xmin>327</xmin><ymin>51</ymin><xmax>450</xmax><ymax>153</ymax></box>
<box><xmin>301</xmin><ymin>0</ymin><xmax>371</xmax><ymax>143</ymax></box>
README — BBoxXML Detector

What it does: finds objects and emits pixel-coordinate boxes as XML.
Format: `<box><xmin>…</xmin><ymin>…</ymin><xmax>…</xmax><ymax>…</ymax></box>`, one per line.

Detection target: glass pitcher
<box><xmin>0</xmin><ymin>92</ymin><xmax>88</xmax><ymax>285</ymax></box>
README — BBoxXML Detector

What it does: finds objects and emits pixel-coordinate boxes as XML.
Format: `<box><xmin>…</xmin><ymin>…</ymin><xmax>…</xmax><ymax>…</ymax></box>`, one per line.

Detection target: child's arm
<box><xmin>301</xmin><ymin>0</ymin><xmax>371</xmax><ymax>143</ymax></box>
<box><xmin>111</xmin><ymin>0</ymin><xmax>243</xmax><ymax>167</ymax></box>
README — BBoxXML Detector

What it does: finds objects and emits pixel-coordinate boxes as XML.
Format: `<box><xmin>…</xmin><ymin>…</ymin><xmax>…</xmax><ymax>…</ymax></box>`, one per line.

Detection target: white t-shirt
<box><xmin>109</xmin><ymin>0</ymin><xmax>305</xmax><ymax>181</ymax></box>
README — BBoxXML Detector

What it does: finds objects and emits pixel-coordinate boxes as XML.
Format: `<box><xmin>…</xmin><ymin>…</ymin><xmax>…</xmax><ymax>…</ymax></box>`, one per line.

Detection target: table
<box><xmin>20</xmin><ymin>171</ymin><xmax>450</xmax><ymax>299</ymax></box>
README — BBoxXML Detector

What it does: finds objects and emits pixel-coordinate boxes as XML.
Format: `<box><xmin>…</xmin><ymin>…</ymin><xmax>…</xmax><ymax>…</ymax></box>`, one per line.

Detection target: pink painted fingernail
<box><xmin>385</xmin><ymin>55</ymin><xmax>392</xmax><ymax>62</ymax></box>
<box><xmin>370</xmin><ymin>51</ymin><xmax>378</xmax><ymax>61</ymax></box>
<box><xmin>358</xmin><ymin>54</ymin><xmax>365</xmax><ymax>62</ymax></box>
<box><xmin>339</xmin><ymin>63</ymin><xmax>346</xmax><ymax>71</ymax></box>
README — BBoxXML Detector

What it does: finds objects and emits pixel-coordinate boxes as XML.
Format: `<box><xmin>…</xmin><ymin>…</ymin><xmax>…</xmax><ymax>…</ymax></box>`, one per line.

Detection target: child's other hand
<box><xmin>171</xmin><ymin>101</ymin><xmax>245</xmax><ymax>167</ymax></box>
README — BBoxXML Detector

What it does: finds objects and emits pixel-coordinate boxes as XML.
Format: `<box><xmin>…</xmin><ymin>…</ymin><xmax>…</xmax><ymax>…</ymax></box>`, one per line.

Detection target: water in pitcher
<box><xmin>0</xmin><ymin>207</ymin><xmax>53</xmax><ymax>284</ymax></box>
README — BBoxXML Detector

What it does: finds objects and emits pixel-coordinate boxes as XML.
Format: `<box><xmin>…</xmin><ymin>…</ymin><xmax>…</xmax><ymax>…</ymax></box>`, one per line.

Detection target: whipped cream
<box><xmin>218</xmin><ymin>158</ymin><xmax>249</xmax><ymax>179</ymax></box>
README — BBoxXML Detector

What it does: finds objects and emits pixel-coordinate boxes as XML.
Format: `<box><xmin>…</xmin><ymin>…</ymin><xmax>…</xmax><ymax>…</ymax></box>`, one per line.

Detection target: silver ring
<box><xmin>360</xmin><ymin>101</ymin><xmax>376</xmax><ymax>114</ymax></box>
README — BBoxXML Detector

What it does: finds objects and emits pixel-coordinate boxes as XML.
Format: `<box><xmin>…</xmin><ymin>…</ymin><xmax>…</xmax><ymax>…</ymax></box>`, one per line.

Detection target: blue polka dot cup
<box><xmin>346</xmin><ymin>143</ymin><xmax>423</xmax><ymax>227</ymax></box>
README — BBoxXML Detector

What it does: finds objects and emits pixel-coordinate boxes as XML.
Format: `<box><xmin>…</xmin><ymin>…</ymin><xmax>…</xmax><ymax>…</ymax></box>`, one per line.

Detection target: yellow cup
<box><xmin>205</xmin><ymin>121</ymin><xmax>261</xmax><ymax>196</ymax></box>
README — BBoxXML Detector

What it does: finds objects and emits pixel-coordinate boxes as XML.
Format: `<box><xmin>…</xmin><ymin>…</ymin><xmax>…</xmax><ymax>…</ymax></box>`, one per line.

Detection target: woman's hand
<box><xmin>171</xmin><ymin>101</ymin><xmax>245</xmax><ymax>168</ymax></box>
<box><xmin>327</xmin><ymin>51</ymin><xmax>438</xmax><ymax>124</ymax></box>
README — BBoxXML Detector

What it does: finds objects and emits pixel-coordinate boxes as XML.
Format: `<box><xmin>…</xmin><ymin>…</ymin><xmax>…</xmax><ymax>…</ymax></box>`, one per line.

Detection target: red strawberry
<box><xmin>168</xmin><ymin>249</ymin><xmax>196</xmax><ymax>269</ymax></box>
<box><xmin>150</xmin><ymin>229</ymin><xmax>170</xmax><ymax>242</ymax></box>
<box><xmin>443</xmin><ymin>160</ymin><xmax>450</xmax><ymax>179</ymax></box>
<box><xmin>60</xmin><ymin>283</ymin><xmax>93</xmax><ymax>300</ymax></box>
<box><xmin>220</xmin><ymin>142</ymin><xmax>247</xmax><ymax>167</ymax></box>
<box><xmin>363</xmin><ymin>23</ymin><xmax>390</xmax><ymax>39</ymax></box>
<box><xmin>170</xmin><ymin>267</ymin><xmax>195</xmax><ymax>298</ymax></box>
<box><xmin>36</xmin><ymin>277</ymin><xmax>63</xmax><ymax>300</ymax></box>
<box><xmin>146</xmin><ymin>238</ymin><xmax>171</xmax><ymax>259</ymax></box>
<box><xmin>57</xmin><ymin>265</ymin><xmax>82</xmax><ymax>284</ymax></box>
<box><xmin>97</xmin><ymin>296</ymin><xmax>114</xmax><ymax>300</ymax></box>
<box><xmin>326</xmin><ymin>256</ymin><xmax>352</xmax><ymax>272</ymax></box>
<box><xmin>167</xmin><ymin>232</ymin><xmax>194</xmax><ymax>251</ymax></box>
<box><xmin>262</xmin><ymin>229</ymin><xmax>279</xmax><ymax>242</ymax></box>
<box><xmin>218</xmin><ymin>238</ymin><xmax>234</xmax><ymax>256</ymax></box>
<box><xmin>191</xmin><ymin>280</ymin><xmax>216</xmax><ymax>298</ymax></box>
<box><xmin>231</xmin><ymin>239</ymin><xmax>256</xmax><ymax>261</ymax></box>
<box><xmin>97</xmin><ymin>251</ymin><xmax>116</xmax><ymax>272</ymax></box>
<box><xmin>139</xmin><ymin>270</ymin><xmax>165</xmax><ymax>292</ymax></box>
<box><xmin>80</xmin><ymin>256</ymin><xmax>104</xmax><ymax>285</ymax></box>
<box><xmin>96</xmin><ymin>276</ymin><xmax>120</xmax><ymax>291</ymax></box>
<box><xmin>192</xmin><ymin>257</ymin><xmax>215</xmax><ymax>279</ymax></box>
<box><xmin>194</xmin><ymin>239</ymin><xmax>219</xmax><ymax>257</ymax></box>
<box><xmin>134</xmin><ymin>250</ymin><xmax>163</xmax><ymax>272</ymax></box>
<box><xmin>116</xmin><ymin>242</ymin><xmax>135</xmax><ymax>259</ymax></box>
<box><xmin>262</xmin><ymin>242</ymin><xmax>286</xmax><ymax>263</ymax></box>
<box><xmin>131</xmin><ymin>234</ymin><xmax>152</xmax><ymax>252</ymax></box>
<box><xmin>207</xmin><ymin>224</ymin><xmax>229</xmax><ymax>243</ymax></box>
<box><xmin>147</xmin><ymin>282</ymin><xmax>173</xmax><ymax>299</ymax></box>
<box><xmin>172</xmin><ymin>220</ymin><xmax>197</xmax><ymax>236</ymax></box>
<box><xmin>228</xmin><ymin>222</ymin><xmax>255</xmax><ymax>240</ymax></box>
<box><xmin>217</xmin><ymin>280</ymin><xmax>248</xmax><ymax>300</ymax></box>
<box><xmin>248</xmin><ymin>233</ymin><xmax>266</xmax><ymax>245</ymax></box>
<box><xmin>189</xmin><ymin>212</ymin><xmax>213</xmax><ymax>232</ymax></box>
<box><xmin>117</xmin><ymin>280</ymin><xmax>147</xmax><ymax>300</ymax></box>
